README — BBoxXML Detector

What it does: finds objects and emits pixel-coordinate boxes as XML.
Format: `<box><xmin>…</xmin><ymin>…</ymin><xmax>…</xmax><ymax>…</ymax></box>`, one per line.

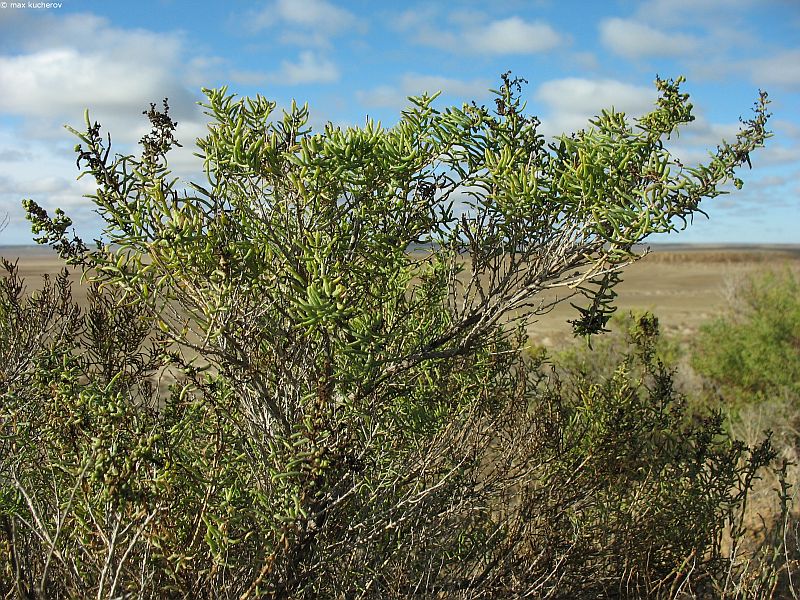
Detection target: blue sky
<box><xmin>0</xmin><ymin>0</ymin><xmax>798</xmax><ymax>245</ymax></box>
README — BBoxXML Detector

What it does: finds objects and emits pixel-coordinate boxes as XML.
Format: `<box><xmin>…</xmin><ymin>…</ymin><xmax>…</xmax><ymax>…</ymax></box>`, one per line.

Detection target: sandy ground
<box><xmin>3</xmin><ymin>244</ymin><xmax>799</xmax><ymax>348</ymax></box>
<box><xmin>524</xmin><ymin>246</ymin><xmax>800</xmax><ymax>346</ymax></box>
<box><xmin>1</xmin><ymin>245</ymin><xmax>86</xmax><ymax>297</ymax></box>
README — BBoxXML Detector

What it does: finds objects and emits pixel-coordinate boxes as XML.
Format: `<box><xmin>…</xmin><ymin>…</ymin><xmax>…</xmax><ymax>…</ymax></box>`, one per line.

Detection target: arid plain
<box><xmin>3</xmin><ymin>244</ymin><xmax>799</xmax><ymax>349</ymax></box>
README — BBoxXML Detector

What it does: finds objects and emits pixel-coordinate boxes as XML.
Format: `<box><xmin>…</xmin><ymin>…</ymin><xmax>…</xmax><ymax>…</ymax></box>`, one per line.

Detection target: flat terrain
<box><xmin>526</xmin><ymin>245</ymin><xmax>800</xmax><ymax>347</ymax></box>
<box><xmin>1</xmin><ymin>245</ymin><xmax>88</xmax><ymax>301</ymax></box>
<box><xmin>3</xmin><ymin>244</ymin><xmax>799</xmax><ymax>349</ymax></box>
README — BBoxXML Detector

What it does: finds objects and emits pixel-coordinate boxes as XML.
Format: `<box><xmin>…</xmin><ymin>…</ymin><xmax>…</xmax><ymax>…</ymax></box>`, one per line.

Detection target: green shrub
<box><xmin>0</xmin><ymin>265</ymin><xmax>781</xmax><ymax>597</ymax></box>
<box><xmin>3</xmin><ymin>75</ymin><xmax>778</xmax><ymax>597</ymax></box>
<box><xmin>692</xmin><ymin>269</ymin><xmax>800</xmax><ymax>406</ymax></box>
<box><xmin>552</xmin><ymin>310</ymin><xmax>683</xmax><ymax>381</ymax></box>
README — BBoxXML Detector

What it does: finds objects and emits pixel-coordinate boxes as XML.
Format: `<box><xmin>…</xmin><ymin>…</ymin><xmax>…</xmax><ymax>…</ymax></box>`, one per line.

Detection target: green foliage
<box><xmin>546</xmin><ymin>318</ymin><xmax>777</xmax><ymax>598</ymax></box>
<box><xmin>692</xmin><ymin>269</ymin><xmax>800</xmax><ymax>405</ymax></box>
<box><xmin>26</xmin><ymin>74</ymin><xmax>770</xmax><ymax>346</ymax></box>
<box><xmin>554</xmin><ymin>310</ymin><xmax>683</xmax><ymax>381</ymax></box>
<box><xmin>0</xmin><ymin>274</ymin><xmax>780</xmax><ymax>597</ymax></box>
<box><xmin>4</xmin><ymin>75</ymin><xmax>778</xmax><ymax>597</ymax></box>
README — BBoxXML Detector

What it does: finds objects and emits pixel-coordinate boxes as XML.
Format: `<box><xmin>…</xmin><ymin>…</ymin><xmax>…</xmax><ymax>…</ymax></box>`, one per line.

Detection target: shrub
<box><xmin>552</xmin><ymin>310</ymin><xmax>683</xmax><ymax>381</ymax></box>
<box><xmin>692</xmin><ymin>269</ymin><xmax>800</xmax><ymax>406</ymax></box>
<box><xmin>0</xmin><ymin>277</ymin><xmax>781</xmax><ymax>597</ymax></box>
<box><xmin>3</xmin><ymin>75</ymin><xmax>777</xmax><ymax>597</ymax></box>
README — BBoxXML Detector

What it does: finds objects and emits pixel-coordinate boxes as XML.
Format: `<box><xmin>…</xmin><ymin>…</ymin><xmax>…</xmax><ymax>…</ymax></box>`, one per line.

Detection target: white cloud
<box><xmin>248</xmin><ymin>51</ymin><xmax>340</xmax><ymax>85</ymax></box>
<box><xmin>570</xmin><ymin>51</ymin><xmax>600</xmax><ymax>71</ymax></box>
<box><xmin>397</xmin><ymin>10</ymin><xmax>562</xmax><ymax>55</ymax></box>
<box><xmin>760</xmin><ymin>144</ymin><xmax>800</xmax><ymax>166</ymax></box>
<box><xmin>273</xmin><ymin>0</ymin><xmax>357</xmax><ymax>31</ymax></box>
<box><xmin>356</xmin><ymin>85</ymin><xmax>402</xmax><ymax>110</ymax></box>
<box><xmin>245</xmin><ymin>0</ymin><xmax>365</xmax><ymax>45</ymax></box>
<box><xmin>0</xmin><ymin>13</ymin><xmax>204</xmax><ymax>133</ymax></box>
<box><xmin>281</xmin><ymin>51</ymin><xmax>339</xmax><ymax>84</ymax></box>
<box><xmin>0</xmin><ymin>130</ymin><xmax>93</xmax><ymax>239</ymax></box>
<box><xmin>0</xmin><ymin>48</ymin><xmax>188</xmax><ymax>119</ymax></box>
<box><xmin>743</xmin><ymin>49</ymin><xmax>800</xmax><ymax>88</ymax></box>
<box><xmin>0</xmin><ymin>147</ymin><xmax>34</xmax><ymax>162</ymax></box>
<box><xmin>661</xmin><ymin>117</ymin><xmax>743</xmax><ymax>164</ymax></box>
<box><xmin>745</xmin><ymin>119</ymin><xmax>800</xmax><ymax>167</ymax></box>
<box><xmin>229</xmin><ymin>69</ymin><xmax>272</xmax><ymax>86</ymax></box>
<box><xmin>289</xmin><ymin>51</ymin><xmax>339</xmax><ymax>84</ymax></box>
<box><xmin>184</xmin><ymin>56</ymin><xmax>228</xmax><ymax>88</ymax></box>
<box><xmin>599</xmin><ymin>18</ymin><xmax>699</xmax><ymax>59</ymax></box>
<box><xmin>0</xmin><ymin>11</ymin><xmax>216</xmax><ymax>140</ymax></box>
<box><xmin>633</xmin><ymin>0</ymin><xmax>757</xmax><ymax>26</ymax></box>
<box><xmin>0</xmin><ymin>12</ymin><xmax>216</xmax><ymax>244</ymax></box>
<box><xmin>534</xmin><ymin>78</ymin><xmax>656</xmax><ymax>136</ymax></box>
<box><xmin>467</xmin><ymin>17</ymin><xmax>562</xmax><ymax>54</ymax></box>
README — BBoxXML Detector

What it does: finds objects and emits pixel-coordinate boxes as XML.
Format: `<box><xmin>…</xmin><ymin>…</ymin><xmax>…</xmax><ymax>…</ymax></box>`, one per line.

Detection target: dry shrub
<box><xmin>1</xmin><ymin>268</ymin><xmax>782</xmax><ymax>598</ymax></box>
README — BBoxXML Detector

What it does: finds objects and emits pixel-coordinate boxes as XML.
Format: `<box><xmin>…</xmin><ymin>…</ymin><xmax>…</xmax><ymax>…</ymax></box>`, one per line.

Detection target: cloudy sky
<box><xmin>0</xmin><ymin>0</ymin><xmax>798</xmax><ymax>245</ymax></box>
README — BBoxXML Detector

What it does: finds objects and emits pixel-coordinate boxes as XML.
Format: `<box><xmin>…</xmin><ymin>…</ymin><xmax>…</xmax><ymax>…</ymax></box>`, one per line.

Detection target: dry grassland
<box><xmin>527</xmin><ymin>245</ymin><xmax>800</xmax><ymax>347</ymax></box>
<box><xmin>3</xmin><ymin>244</ymin><xmax>799</xmax><ymax>349</ymax></box>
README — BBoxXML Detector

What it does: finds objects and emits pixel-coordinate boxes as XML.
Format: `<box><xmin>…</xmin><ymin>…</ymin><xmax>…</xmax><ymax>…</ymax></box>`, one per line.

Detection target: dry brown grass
<box><xmin>5</xmin><ymin>244</ymin><xmax>800</xmax><ymax>346</ymax></box>
<box><xmin>640</xmin><ymin>246</ymin><xmax>800</xmax><ymax>264</ymax></box>
<box><xmin>524</xmin><ymin>246</ymin><xmax>800</xmax><ymax>347</ymax></box>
